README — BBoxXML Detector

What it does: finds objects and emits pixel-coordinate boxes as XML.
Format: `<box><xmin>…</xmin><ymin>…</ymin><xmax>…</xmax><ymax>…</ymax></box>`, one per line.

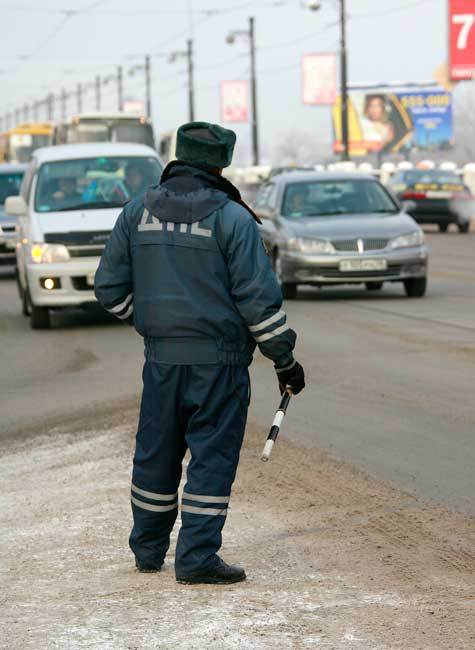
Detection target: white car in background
<box><xmin>5</xmin><ymin>142</ymin><xmax>163</xmax><ymax>329</ymax></box>
<box><xmin>0</xmin><ymin>163</ymin><xmax>27</xmax><ymax>267</ymax></box>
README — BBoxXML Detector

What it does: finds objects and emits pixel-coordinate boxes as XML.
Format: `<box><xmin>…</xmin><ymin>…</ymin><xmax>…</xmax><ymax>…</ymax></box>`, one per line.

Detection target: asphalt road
<box><xmin>1</xmin><ymin>227</ymin><xmax>474</xmax><ymax>513</ymax></box>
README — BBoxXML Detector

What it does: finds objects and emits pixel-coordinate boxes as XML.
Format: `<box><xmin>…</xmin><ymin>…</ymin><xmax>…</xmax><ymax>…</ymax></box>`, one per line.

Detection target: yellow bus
<box><xmin>0</xmin><ymin>123</ymin><xmax>53</xmax><ymax>164</ymax></box>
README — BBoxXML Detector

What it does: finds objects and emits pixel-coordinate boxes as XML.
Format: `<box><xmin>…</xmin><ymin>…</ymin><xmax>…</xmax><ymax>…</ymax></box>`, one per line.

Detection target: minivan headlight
<box><xmin>31</xmin><ymin>243</ymin><xmax>70</xmax><ymax>264</ymax></box>
<box><xmin>287</xmin><ymin>238</ymin><xmax>335</xmax><ymax>254</ymax></box>
<box><xmin>389</xmin><ymin>230</ymin><xmax>424</xmax><ymax>249</ymax></box>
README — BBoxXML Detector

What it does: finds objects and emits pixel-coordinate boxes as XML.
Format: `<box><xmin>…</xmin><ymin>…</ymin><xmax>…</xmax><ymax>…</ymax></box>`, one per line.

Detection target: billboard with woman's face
<box><xmin>332</xmin><ymin>88</ymin><xmax>453</xmax><ymax>156</ymax></box>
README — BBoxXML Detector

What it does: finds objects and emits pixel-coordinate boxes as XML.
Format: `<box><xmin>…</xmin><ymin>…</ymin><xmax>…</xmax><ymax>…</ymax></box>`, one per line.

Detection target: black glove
<box><xmin>275</xmin><ymin>360</ymin><xmax>305</xmax><ymax>395</ymax></box>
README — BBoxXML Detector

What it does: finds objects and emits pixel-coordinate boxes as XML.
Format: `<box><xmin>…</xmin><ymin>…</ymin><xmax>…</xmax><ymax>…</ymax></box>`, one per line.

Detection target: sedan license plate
<box><xmin>426</xmin><ymin>190</ymin><xmax>452</xmax><ymax>199</ymax></box>
<box><xmin>339</xmin><ymin>258</ymin><xmax>387</xmax><ymax>272</ymax></box>
<box><xmin>86</xmin><ymin>272</ymin><xmax>96</xmax><ymax>287</ymax></box>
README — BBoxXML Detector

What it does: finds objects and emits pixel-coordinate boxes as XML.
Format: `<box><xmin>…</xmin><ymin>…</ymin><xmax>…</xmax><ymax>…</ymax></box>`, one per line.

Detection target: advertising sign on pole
<box><xmin>220</xmin><ymin>81</ymin><xmax>249</xmax><ymax>123</ymax></box>
<box><xmin>302</xmin><ymin>53</ymin><xmax>337</xmax><ymax>105</ymax></box>
<box><xmin>449</xmin><ymin>0</ymin><xmax>475</xmax><ymax>79</ymax></box>
<box><xmin>332</xmin><ymin>88</ymin><xmax>453</xmax><ymax>156</ymax></box>
<box><xmin>123</xmin><ymin>100</ymin><xmax>145</xmax><ymax>115</ymax></box>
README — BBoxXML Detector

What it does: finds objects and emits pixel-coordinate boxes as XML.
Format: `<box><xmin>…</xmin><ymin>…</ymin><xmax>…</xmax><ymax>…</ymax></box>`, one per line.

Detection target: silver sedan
<box><xmin>253</xmin><ymin>172</ymin><xmax>428</xmax><ymax>299</ymax></box>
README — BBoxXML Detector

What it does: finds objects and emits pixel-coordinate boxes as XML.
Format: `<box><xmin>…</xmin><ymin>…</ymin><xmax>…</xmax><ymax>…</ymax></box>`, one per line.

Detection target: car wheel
<box><xmin>16</xmin><ymin>269</ymin><xmax>30</xmax><ymax>316</ymax></box>
<box><xmin>458</xmin><ymin>222</ymin><xmax>470</xmax><ymax>233</ymax></box>
<box><xmin>22</xmin><ymin>288</ymin><xmax>31</xmax><ymax>317</ymax></box>
<box><xmin>274</xmin><ymin>249</ymin><xmax>298</xmax><ymax>300</ymax></box>
<box><xmin>281</xmin><ymin>283</ymin><xmax>298</xmax><ymax>299</ymax></box>
<box><xmin>365</xmin><ymin>282</ymin><xmax>383</xmax><ymax>291</ymax></box>
<box><xmin>439</xmin><ymin>223</ymin><xmax>448</xmax><ymax>233</ymax></box>
<box><xmin>404</xmin><ymin>277</ymin><xmax>427</xmax><ymax>298</ymax></box>
<box><xmin>30</xmin><ymin>304</ymin><xmax>51</xmax><ymax>329</ymax></box>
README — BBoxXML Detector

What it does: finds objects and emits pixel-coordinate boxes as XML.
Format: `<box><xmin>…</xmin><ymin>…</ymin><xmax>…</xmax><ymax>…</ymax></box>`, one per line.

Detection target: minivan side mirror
<box><xmin>401</xmin><ymin>199</ymin><xmax>416</xmax><ymax>213</ymax></box>
<box><xmin>5</xmin><ymin>195</ymin><xmax>27</xmax><ymax>217</ymax></box>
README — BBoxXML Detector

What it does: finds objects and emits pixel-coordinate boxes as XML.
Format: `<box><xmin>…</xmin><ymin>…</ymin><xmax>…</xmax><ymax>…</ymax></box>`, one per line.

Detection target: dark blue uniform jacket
<box><xmin>95</xmin><ymin>164</ymin><xmax>296</xmax><ymax>367</ymax></box>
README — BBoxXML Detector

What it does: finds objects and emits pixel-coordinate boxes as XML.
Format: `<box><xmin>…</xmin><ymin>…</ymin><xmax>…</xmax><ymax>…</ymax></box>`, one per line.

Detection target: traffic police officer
<box><xmin>95</xmin><ymin>122</ymin><xmax>305</xmax><ymax>585</ymax></box>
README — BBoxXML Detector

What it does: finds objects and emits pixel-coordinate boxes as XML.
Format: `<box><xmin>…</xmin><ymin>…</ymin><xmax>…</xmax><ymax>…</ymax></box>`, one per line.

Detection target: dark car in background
<box><xmin>387</xmin><ymin>169</ymin><xmax>472</xmax><ymax>233</ymax></box>
<box><xmin>254</xmin><ymin>172</ymin><xmax>428</xmax><ymax>299</ymax></box>
<box><xmin>0</xmin><ymin>163</ymin><xmax>26</xmax><ymax>267</ymax></box>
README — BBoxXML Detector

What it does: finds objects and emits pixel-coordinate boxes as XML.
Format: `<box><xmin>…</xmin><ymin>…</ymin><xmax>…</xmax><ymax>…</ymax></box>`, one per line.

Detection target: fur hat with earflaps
<box><xmin>175</xmin><ymin>121</ymin><xmax>236</xmax><ymax>168</ymax></box>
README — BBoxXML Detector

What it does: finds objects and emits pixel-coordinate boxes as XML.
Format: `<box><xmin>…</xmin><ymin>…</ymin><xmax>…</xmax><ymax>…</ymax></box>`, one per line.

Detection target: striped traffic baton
<box><xmin>260</xmin><ymin>389</ymin><xmax>292</xmax><ymax>462</ymax></box>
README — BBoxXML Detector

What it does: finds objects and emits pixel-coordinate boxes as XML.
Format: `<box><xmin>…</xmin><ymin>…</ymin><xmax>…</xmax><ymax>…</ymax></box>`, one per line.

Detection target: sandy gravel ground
<box><xmin>1</xmin><ymin>409</ymin><xmax>474</xmax><ymax>649</ymax></box>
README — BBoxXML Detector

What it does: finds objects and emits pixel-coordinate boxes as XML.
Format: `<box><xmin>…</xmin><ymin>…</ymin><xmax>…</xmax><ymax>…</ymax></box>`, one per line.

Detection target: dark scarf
<box><xmin>160</xmin><ymin>160</ymin><xmax>262</xmax><ymax>224</ymax></box>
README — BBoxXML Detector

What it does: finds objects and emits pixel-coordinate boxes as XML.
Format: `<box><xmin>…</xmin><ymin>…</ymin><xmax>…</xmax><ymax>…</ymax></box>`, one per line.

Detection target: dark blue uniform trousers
<box><xmin>129</xmin><ymin>362</ymin><xmax>249</xmax><ymax>575</ymax></box>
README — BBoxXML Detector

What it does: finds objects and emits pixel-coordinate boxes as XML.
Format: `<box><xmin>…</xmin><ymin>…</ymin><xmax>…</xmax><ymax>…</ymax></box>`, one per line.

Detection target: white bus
<box><xmin>53</xmin><ymin>113</ymin><xmax>155</xmax><ymax>149</ymax></box>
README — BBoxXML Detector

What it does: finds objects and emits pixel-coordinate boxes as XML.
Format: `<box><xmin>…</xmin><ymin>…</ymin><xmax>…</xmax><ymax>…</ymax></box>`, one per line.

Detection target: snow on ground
<box><xmin>1</xmin><ymin>413</ymin><xmax>474</xmax><ymax>649</ymax></box>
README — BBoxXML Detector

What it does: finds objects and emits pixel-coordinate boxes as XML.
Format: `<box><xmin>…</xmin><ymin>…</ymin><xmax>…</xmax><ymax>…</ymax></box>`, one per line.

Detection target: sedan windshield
<box><xmin>403</xmin><ymin>170</ymin><xmax>460</xmax><ymax>186</ymax></box>
<box><xmin>282</xmin><ymin>179</ymin><xmax>398</xmax><ymax>218</ymax></box>
<box><xmin>35</xmin><ymin>155</ymin><xmax>162</xmax><ymax>213</ymax></box>
<box><xmin>0</xmin><ymin>173</ymin><xmax>24</xmax><ymax>204</ymax></box>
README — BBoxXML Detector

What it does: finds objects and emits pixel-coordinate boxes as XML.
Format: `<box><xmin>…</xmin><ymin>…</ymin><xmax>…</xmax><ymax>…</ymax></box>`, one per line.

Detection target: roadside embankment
<box><xmin>1</xmin><ymin>409</ymin><xmax>474</xmax><ymax>649</ymax></box>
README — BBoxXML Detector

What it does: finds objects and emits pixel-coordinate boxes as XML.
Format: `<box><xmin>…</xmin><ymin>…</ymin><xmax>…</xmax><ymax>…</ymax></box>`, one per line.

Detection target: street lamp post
<box><xmin>226</xmin><ymin>16</ymin><xmax>260</xmax><ymax>166</ymax></box>
<box><xmin>339</xmin><ymin>0</ymin><xmax>349</xmax><ymax>161</ymax></box>
<box><xmin>169</xmin><ymin>42</ymin><xmax>195</xmax><ymax>122</ymax></box>
<box><xmin>305</xmin><ymin>0</ymin><xmax>350</xmax><ymax>161</ymax></box>
<box><xmin>187</xmin><ymin>39</ymin><xmax>195</xmax><ymax>122</ymax></box>
<box><xmin>128</xmin><ymin>55</ymin><xmax>153</xmax><ymax>118</ymax></box>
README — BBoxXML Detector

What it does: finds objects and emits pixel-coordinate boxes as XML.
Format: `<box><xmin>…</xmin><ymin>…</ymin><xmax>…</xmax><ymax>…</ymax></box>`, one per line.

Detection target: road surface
<box><xmin>1</xmin><ymin>228</ymin><xmax>474</xmax><ymax>513</ymax></box>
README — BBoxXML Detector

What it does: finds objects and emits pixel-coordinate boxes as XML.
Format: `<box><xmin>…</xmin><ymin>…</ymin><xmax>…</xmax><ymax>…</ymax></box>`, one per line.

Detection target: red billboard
<box><xmin>449</xmin><ymin>0</ymin><xmax>475</xmax><ymax>79</ymax></box>
<box><xmin>220</xmin><ymin>81</ymin><xmax>249</xmax><ymax>123</ymax></box>
<box><xmin>301</xmin><ymin>53</ymin><xmax>337</xmax><ymax>105</ymax></box>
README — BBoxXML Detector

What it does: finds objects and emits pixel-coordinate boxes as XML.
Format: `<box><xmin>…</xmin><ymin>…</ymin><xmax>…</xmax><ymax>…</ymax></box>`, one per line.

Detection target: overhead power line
<box><xmin>351</xmin><ymin>0</ymin><xmax>433</xmax><ymax>20</ymax></box>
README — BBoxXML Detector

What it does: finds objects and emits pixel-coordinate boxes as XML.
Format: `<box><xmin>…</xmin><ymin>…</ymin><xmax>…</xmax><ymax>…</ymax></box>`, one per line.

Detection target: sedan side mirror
<box><xmin>401</xmin><ymin>199</ymin><xmax>416</xmax><ymax>213</ymax></box>
<box><xmin>5</xmin><ymin>195</ymin><xmax>27</xmax><ymax>217</ymax></box>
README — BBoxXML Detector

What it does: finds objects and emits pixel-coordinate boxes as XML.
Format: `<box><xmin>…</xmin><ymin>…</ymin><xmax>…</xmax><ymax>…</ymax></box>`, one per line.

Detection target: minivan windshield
<box><xmin>0</xmin><ymin>173</ymin><xmax>24</xmax><ymax>204</ymax></box>
<box><xmin>35</xmin><ymin>155</ymin><xmax>162</xmax><ymax>213</ymax></box>
<box><xmin>281</xmin><ymin>179</ymin><xmax>398</xmax><ymax>218</ymax></box>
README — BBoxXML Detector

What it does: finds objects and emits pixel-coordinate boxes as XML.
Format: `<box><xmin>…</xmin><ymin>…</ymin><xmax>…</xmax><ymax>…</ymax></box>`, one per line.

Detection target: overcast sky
<box><xmin>0</xmin><ymin>0</ymin><xmax>447</xmax><ymax>163</ymax></box>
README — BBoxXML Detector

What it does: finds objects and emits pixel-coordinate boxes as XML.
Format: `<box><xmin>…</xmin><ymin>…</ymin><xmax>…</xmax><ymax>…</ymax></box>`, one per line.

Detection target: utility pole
<box><xmin>249</xmin><ymin>16</ymin><xmax>259</xmax><ymax>166</ymax></box>
<box><xmin>76</xmin><ymin>83</ymin><xmax>82</xmax><ymax>113</ymax></box>
<box><xmin>61</xmin><ymin>88</ymin><xmax>67</xmax><ymax>120</ymax></box>
<box><xmin>145</xmin><ymin>55</ymin><xmax>151</xmax><ymax>118</ymax></box>
<box><xmin>23</xmin><ymin>103</ymin><xmax>29</xmax><ymax>123</ymax></box>
<box><xmin>95</xmin><ymin>74</ymin><xmax>101</xmax><ymax>111</ymax></box>
<box><xmin>187</xmin><ymin>39</ymin><xmax>195</xmax><ymax>122</ymax></box>
<box><xmin>117</xmin><ymin>65</ymin><xmax>124</xmax><ymax>112</ymax></box>
<box><xmin>339</xmin><ymin>0</ymin><xmax>349</xmax><ymax>161</ymax></box>
<box><xmin>47</xmin><ymin>93</ymin><xmax>54</xmax><ymax>121</ymax></box>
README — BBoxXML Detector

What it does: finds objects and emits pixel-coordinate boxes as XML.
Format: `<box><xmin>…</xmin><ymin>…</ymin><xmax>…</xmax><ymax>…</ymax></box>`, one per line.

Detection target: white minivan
<box><xmin>5</xmin><ymin>142</ymin><xmax>163</xmax><ymax>329</ymax></box>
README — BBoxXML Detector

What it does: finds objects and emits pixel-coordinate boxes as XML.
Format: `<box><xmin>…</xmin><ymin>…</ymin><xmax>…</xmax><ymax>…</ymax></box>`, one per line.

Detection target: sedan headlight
<box><xmin>287</xmin><ymin>238</ymin><xmax>335</xmax><ymax>254</ymax></box>
<box><xmin>389</xmin><ymin>230</ymin><xmax>424</xmax><ymax>249</ymax></box>
<box><xmin>31</xmin><ymin>243</ymin><xmax>70</xmax><ymax>264</ymax></box>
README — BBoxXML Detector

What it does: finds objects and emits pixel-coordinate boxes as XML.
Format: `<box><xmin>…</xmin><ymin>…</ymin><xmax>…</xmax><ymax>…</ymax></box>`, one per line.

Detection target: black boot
<box><xmin>135</xmin><ymin>559</ymin><xmax>162</xmax><ymax>573</ymax></box>
<box><xmin>176</xmin><ymin>558</ymin><xmax>246</xmax><ymax>585</ymax></box>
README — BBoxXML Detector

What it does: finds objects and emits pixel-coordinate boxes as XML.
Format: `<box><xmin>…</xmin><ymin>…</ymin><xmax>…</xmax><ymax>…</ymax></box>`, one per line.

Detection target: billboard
<box><xmin>302</xmin><ymin>53</ymin><xmax>337</xmax><ymax>105</ymax></box>
<box><xmin>449</xmin><ymin>0</ymin><xmax>475</xmax><ymax>80</ymax></box>
<box><xmin>332</xmin><ymin>89</ymin><xmax>453</xmax><ymax>156</ymax></box>
<box><xmin>220</xmin><ymin>80</ymin><xmax>249</xmax><ymax>123</ymax></box>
